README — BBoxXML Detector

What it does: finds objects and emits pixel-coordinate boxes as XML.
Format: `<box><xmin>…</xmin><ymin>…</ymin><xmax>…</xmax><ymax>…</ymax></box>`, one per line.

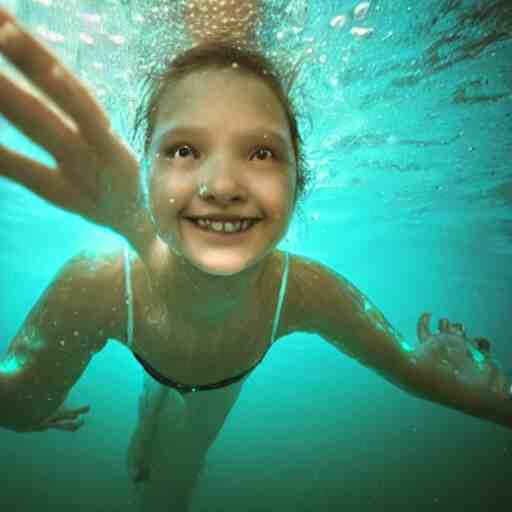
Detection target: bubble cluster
<box><xmin>182</xmin><ymin>0</ymin><xmax>261</xmax><ymax>46</ymax></box>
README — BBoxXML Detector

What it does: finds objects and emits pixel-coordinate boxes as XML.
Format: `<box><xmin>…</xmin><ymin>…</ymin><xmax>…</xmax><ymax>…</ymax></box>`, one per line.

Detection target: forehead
<box><xmin>155</xmin><ymin>68</ymin><xmax>288</xmax><ymax>127</ymax></box>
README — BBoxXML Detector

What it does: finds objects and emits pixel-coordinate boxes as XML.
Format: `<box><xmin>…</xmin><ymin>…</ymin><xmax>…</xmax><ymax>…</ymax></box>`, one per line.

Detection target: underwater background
<box><xmin>0</xmin><ymin>0</ymin><xmax>511</xmax><ymax>510</ymax></box>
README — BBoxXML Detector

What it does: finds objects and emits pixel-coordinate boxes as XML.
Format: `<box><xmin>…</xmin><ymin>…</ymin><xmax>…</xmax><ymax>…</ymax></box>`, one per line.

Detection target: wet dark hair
<box><xmin>131</xmin><ymin>42</ymin><xmax>312</xmax><ymax>222</ymax></box>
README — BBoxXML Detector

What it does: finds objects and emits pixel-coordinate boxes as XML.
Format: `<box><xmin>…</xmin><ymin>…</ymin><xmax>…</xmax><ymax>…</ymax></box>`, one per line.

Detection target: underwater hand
<box><xmin>0</xmin><ymin>9</ymin><xmax>153</xmax><ymax>245</ymax></box>
<box><xmin>20</xmin><ymin>404</ymin><xmax>91</xmax><ymax>433</ymax></box>
<box><xmin>415</xmin><ymin>313</ymin><xmax>510</xmax><ymax>398</ymax></box>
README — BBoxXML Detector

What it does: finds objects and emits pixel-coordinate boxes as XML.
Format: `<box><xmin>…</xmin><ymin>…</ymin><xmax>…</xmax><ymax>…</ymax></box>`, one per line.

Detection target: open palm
<box><xmin>0</xmin><ymin>8</ymin><xmax>149</xmax><ymax>241</ymax></box>
<box><xmin>416</xmin><ymin>312</ymin><xmax>509</xmax><ymax>397</ymax></box>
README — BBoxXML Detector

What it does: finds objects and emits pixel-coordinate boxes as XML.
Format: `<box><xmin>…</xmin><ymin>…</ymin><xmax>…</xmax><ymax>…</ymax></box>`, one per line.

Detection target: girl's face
<box><xmin>147</xmin><ymin>68</ymin><xmax>297</xmax><ymax>276</ymax></box>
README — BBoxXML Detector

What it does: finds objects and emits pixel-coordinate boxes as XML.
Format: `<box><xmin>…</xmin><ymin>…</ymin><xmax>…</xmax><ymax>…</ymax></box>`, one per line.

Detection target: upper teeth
<box><xmin>195</xmin><ymin>219</ymin><xmax>254</xmax><ymax>233</ymax></box>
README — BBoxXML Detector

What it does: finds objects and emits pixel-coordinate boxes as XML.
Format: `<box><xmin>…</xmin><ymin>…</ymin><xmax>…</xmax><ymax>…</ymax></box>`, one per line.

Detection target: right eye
<box><xmin>166</xmin><ymin>144</ymin><xmax>198</xmax><ymax>159</ymax></box>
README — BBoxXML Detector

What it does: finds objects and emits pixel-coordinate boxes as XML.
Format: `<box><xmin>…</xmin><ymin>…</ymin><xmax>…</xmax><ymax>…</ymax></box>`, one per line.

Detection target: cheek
<box><xmin>149</xmin><ymin>166</ymin><xmax>179</xmax><ymax>202</ymax></box>
<box><xmin>260</xmin><ymin>177</ymin><xmax>294</xmax><ymax>221</ymax></box>
<box><xmin>147</xmin><ymin>170</ymin><xmax>180</xmax><ymax>223</ymax></box>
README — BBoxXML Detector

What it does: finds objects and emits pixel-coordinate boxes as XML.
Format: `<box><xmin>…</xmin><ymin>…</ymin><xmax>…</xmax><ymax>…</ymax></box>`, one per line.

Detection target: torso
<box><xmin>112</xmin><ymin>249</ymin><xmax>296</xmax><ymax>389</ymax></box>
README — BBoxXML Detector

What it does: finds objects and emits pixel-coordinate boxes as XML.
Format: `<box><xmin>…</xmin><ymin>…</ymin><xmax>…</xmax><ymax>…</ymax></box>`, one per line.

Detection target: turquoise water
<box><xmin>1</xmin><ymin>0</ymin><xmax>511</xmax><ymax>510</ymax></box>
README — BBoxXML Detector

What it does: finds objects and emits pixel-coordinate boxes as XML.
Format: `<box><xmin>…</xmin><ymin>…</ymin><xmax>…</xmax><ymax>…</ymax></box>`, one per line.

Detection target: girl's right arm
<box><xmin>0</xmin><ymin>251</ymin><xmax>125</xmax><ymax>432</ymax></box>
<box><xmin>0</xmin><ymin>8</ymin><xmax>157</xmax><ymax>260</ymax></box>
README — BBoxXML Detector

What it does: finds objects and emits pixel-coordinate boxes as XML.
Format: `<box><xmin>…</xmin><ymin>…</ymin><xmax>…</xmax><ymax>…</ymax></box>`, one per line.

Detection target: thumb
<box><xmin>417</xmin><ymin>312</ymin><xmax>433</xmax><ymax>343</ymax></box>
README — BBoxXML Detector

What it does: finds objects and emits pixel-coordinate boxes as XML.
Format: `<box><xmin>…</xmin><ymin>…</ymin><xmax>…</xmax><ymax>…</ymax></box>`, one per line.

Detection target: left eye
<box><xmin>252</xmin><ymin>147</ymin><xmax>274</xmax><ymax>161</ymax></box>
<box><xmin>166</xmin><ymin>144</ymin><xmax>197</xmax><ymax>159</ymax></box>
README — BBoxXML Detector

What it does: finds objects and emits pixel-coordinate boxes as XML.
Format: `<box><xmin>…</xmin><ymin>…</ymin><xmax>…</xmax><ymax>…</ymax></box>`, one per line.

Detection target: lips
<box><xmin>184</xmin><ymin>217</ymin><xmax>260</xmax><ymax>236</ymax></box>
<box><xmin>186</xmin><ymin>216</ymin><xmax>261</xmax><ymax>223</ymax></box>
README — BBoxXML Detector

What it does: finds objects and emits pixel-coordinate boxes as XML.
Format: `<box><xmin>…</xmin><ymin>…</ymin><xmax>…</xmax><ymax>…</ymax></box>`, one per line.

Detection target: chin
<box><xmin>189</xmin><ymin>250</ymin><xmax>266</xmax><ymax>276</ymax></box>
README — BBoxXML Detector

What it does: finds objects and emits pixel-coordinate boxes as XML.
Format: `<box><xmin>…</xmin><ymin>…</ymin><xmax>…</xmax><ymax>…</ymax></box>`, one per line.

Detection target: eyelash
<box><xmin>165</xmin><ymin>143</ymin><xmax>277</xmax><ymax>161</ymax></box>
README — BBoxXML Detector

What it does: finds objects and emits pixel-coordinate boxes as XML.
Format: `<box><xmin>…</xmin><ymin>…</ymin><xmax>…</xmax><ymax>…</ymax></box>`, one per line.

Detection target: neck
<box><xmin>146</xmin><ymin>241</ymin><xmax>269</xmax><ymax>324</ymax></box>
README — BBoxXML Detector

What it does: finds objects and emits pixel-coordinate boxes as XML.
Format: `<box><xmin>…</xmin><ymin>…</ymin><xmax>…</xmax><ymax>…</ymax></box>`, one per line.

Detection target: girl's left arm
<box><xmin>293</xmin><ymin>257</ymin><xmax>512</xmax><ymax>430</ymax></box>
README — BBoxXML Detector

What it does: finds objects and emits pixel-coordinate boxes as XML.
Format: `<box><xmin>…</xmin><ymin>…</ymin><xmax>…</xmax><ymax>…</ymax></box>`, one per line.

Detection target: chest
<box><xmin>126</xmin><ymin>260</ymin><xmax>289</xmax><ymax>387</ymax></box>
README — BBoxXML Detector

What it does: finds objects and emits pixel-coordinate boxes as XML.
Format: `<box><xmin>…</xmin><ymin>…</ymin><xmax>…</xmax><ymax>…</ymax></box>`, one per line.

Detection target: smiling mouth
<box><xmin>185</xmin><ymin>218</ymin><xmax>260</xmax><ymax>235</ymax></box>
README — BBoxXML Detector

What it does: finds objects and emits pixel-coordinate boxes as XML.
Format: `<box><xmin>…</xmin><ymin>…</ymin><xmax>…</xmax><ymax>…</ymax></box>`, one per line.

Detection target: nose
<box><xmin>198</xmin><ymin>158</ymin><xmax>247</xmax><ymax>205</ymax></box>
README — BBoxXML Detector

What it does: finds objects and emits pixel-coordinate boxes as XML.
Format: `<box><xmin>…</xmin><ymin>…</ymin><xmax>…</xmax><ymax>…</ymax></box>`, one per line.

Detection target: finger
<box><xmin>417</xmin><ymin>312</ymin><xmax>433</xmax><ymax>342</ymax></box>
<box><xmin>0</xmin><ymin>144</ymin><xmax>92</xmax><ymax>213</ymax></box>
<box><xmin>438</xmin><ymin>318</ymin><xmax>450</xmax><ymax>333</ymax></box>
<box><xmin>0</xmin><ymin>10</ymin><xmax>111</xmax><ymax>147</ymax></box>
<box><xmin>50</xmin><ymin>419</ymin><xmax>85</xmax><ymax>432</ymax></box>
<box><xmin>45</xmin><ymin>405</ymin><xmax>91</xmax><ymax>423</ymax></box>
<box><xmin>56</xmin><ymin>405</ymin><xmax>91</xmax><ymax>421</ymax></box>
<box><xmin>72</xmin><ymin>405</ymin><xmax>91</xmax><ymax>415</ymax></box>
<box><xmin>0</xmin><ymin>72</ymin><xmax>79</xmax><ymax>161</ymax></box>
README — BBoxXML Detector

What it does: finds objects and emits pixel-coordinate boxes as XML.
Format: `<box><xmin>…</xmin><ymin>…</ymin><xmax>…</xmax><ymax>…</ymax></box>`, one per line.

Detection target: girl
<box><xmin>0</xmin><ymin>2</ymin><xmax>510</xmax><ymax>510</ymax></box>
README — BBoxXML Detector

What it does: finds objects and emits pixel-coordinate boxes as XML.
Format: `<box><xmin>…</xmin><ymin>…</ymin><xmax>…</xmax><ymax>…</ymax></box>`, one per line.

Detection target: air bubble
<box><xmin>108</xmin><ymin>34</ymin><xmax>126</xmax><ymax>46</ymax></box>
<box><xmin>354</xmin><ymin>2</ymin><xmax>371</xmax><ymax>20</ymax></box>
<box><xmin>79</xmin><ymin>33</ymin><xmax>95</xmax><ymax>46</ymax></box>
<box><xmin>330</xmin><ymin>15</ymin><xmax>347</xmax><ymax>30</ymax></box>
<box><xmin>351</xmin><ymin>27</ymin><xmax>374</xmax><ymax>38</ymax></box>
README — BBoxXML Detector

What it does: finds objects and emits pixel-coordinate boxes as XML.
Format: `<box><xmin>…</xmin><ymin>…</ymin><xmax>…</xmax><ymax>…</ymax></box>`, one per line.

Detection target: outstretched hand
<box><xmin>415</xmin><ymin>313</ymin><xmax>510</xmax><ymax>398</ymax></box>
<box><xmin>0</xmin><ymin>8</ymin><xmax>153</xmax><ymax>246</ymax></box>
<box><xmin>19</xmin><ymin>404</ymin><xmax>91</xmax><ymax>433</ymax></box>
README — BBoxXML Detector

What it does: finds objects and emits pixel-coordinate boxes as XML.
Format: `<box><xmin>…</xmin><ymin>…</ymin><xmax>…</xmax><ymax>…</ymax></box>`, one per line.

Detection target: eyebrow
<box><xmin>151</xmin><ymin>125</ymin><xmax>291</xmax><ymax>154</ymax></box>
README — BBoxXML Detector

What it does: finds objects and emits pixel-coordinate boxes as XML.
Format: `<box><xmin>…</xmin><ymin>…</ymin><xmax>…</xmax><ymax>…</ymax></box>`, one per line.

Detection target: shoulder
<box><xmin>48</xmin><ymin>246</ymin><xmax>129</xmax><ymax>349</ymax></box>
<box><xmin>278</xmin><ymin>252</ymin><xmax>326</xmax><ymax>335</ymax></box>
<box><xmin>282</xmin><ymin>253</ymin><xmax>360</xmax><ymax>336</ymax></box>
<box><xmin>57</xmin><ymin>246</ymin><xmax>126</xmax><ymax>296</ymax></box>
